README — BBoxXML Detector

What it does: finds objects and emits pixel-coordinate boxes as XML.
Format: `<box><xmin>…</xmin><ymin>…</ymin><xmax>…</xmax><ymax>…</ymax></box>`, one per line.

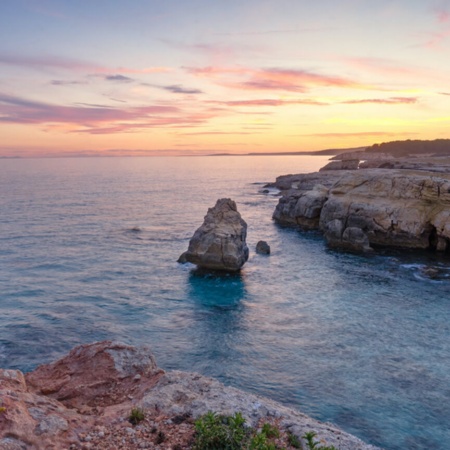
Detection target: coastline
<box><xmin>0</xmin><ymin>341</ymin><xmax>380</xmax><ymax>450</ymax></box>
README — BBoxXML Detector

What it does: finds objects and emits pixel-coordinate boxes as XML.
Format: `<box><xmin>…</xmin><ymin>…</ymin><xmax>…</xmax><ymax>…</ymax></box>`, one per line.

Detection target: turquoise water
<box><xmin>1</xmin><ymin>156</ymin><xmax>449</xmax><ymax>450</ymax></box>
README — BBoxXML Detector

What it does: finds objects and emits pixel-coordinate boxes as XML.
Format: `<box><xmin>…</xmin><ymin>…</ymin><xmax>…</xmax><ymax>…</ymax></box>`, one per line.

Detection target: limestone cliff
<box><xmin>273</xmin><ymin>168</ymin><xmax>450</xmax><ymax>253</ymax></box>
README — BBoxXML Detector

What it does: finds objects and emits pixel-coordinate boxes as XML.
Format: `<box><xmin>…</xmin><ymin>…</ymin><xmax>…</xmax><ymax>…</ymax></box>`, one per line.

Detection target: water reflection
<box><xmin>188</xmin><ymin>268</ymin><xmax>247</xmax><ymax>309</ymax></box>
<box><xmin>186</xmin><ymin>269</ymin><xmax>248</xmax><ymax>379</ymax></box>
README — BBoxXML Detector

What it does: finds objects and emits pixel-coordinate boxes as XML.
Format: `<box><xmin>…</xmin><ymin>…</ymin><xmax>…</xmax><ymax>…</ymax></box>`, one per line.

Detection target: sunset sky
<box><xmin>1</xmin><ymin>0</ymin><xmax>450</xmax><ymax>157</ymax></box>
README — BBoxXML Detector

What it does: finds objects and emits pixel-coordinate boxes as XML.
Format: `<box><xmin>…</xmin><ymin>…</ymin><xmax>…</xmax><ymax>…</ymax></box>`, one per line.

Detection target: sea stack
<box><xmin>178</xmin><ymin>198</ymin><xmax>249</xmax><ymax>271</ymax></box>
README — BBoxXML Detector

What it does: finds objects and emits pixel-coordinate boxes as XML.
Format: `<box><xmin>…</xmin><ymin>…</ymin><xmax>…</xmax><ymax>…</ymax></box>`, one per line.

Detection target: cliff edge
<box><xmin>0</xmin><ymin>341</ymin><xmax>379</xmax><ymax>450</ymax></box>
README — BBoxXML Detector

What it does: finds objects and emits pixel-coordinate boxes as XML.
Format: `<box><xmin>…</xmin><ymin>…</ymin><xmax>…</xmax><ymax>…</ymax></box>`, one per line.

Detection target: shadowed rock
<box><xmin>178</xmin><ymin>198</ymin><xmax>249</xmax><ymax>271</ymax></box>
<box><xmin>256</xmin><ymin>240</ymin><xmax>271</xmax><ymax>254</ymax></box>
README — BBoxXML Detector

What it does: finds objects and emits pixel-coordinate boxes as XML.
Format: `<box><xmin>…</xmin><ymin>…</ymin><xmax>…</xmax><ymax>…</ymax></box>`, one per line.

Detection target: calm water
<box><xmin>1</xmin><ymin>156</ymin><xmax>449</xmax><ymax>449</ymax></box>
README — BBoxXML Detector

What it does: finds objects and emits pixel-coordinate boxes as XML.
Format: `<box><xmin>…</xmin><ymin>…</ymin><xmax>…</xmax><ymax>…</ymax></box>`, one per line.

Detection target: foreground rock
<box><xmin>273</xmin><ymin>168</ymin><xmax>450</xmax><ymax>252</ymax></box>
<box><xmin>0</xmin><ymin>341</ymin><xmax>379</xmax><ymax>450</ymax></box>
<box><xmin>178</xmin><ymin>198</ymin><xmax>249</xmax><ymax>271</ymax></box>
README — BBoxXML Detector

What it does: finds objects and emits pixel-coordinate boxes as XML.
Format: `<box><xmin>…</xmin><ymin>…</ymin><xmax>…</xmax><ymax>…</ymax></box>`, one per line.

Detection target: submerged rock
<box><xmin>178</xmin><ymin>198</ymin><xmax>249</xmax><ymax>271</ymax></box>
<box><xmin>0</xmin><ymin>341</ymin><xmax>380</xmax><ymax>450</ymax></box>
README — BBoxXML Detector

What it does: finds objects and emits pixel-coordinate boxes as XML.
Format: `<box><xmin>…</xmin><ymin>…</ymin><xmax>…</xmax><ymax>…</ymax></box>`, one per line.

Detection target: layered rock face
<box><xmin>0</xmin><ymin>341</ymin><xmax>379</xmax><ymax>450</ymax></box>
<box><xmin>273</xmin><ymin>169</ymin><xmax>450</xmax><ymax>253</ymax></box>
<box><xmin>178</xmin><ymin>198</ymin><xmax>249</xmax><ymax>271</ymax></box>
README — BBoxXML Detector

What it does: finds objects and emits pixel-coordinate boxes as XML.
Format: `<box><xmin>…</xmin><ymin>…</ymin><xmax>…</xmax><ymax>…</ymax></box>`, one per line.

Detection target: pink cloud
<box><xmin>344</xmin><ymin>57</ymin><xmax>450</xmax><ymax>85</ymax></box>
<box><xmin>210</xmin><ymin>98</ymin><xmax>328</xmax><ymax>107</ymax></box>
<box><xmin>342</xmin><ymin>97</ymin><xmax>418</xmax><ymax>105</ymax></box>
<box><xmin>0</xmin><ymin>93</ymin><xmax>218</xmax><ymax>134</ymax></box>
<box><xmin>186</xmin><ymin>66</ymin><xmax>365</xmax><ymax>92</ymax></box>
<box><xmin>421</xmin><ymin>29</ymin><xmax>450</xmax><ymax>49</ymax></box>
<box><xmin>173</xmin><ymin>131</ymin><xmax>258</xmax><ymax>136</ymax></box>
<box><xmin>435</xmin><ymin>6</ymin><xmax>450</xmax><ymax>23</ymax></box>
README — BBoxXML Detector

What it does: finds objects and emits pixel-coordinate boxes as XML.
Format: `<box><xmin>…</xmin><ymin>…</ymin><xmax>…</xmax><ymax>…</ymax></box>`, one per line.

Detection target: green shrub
<box><xmin>194</xmin><ymin>411</ymin><xmax>246</xmax><ymax>450</ymax></box>
<box><xmin>287</xmin><ymin>432</ymin><xmax>301</xmax><ymax>449</ymax></box>
<box><xmin>249</xmin><ymin>431</ymin><xmax>278</xmax><ymax>450</ymax></box>
<box><xmin>128</xmin><ymin>407</ymin><xmax>145</xmax><ymax>425</ymax></box>
<box><xmin>303</xmin><ymin>431</ymin><xmax>337</xmax><ymax>450</ymax></box>
<box><xmin>261</xmin><ymin>423</ymin><xmax>280</xmax><ymax>439</ymax></box>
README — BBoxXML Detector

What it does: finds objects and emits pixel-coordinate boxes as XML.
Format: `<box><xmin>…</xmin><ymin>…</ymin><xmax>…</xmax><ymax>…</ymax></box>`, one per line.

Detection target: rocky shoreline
<box><xmin>270</xmin><ymin>155</ymin><xmax>450</xmax><ymax>253</ymax></box>
<box><xmin>1</xmin><ymin>341</ymin><xmax>380</xmax><ymax>450</ymax></box>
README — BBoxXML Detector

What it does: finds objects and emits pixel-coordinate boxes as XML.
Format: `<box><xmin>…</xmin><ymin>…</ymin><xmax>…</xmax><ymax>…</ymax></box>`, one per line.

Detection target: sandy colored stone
<box><xmin>178</xmin><ymin>198</ymin><xmax>249</xmax><ymax>271</ymax></box>
<box><xmin>273</xmin><ymin>167</ymin><xmax>450</xmax><ymax>252</ymax></box>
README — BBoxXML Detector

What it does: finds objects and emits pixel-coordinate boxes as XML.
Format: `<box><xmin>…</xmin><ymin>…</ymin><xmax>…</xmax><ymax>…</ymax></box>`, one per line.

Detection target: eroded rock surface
<box><xmin>273</xmin><ymin>168</ymin><xmax>450</xmax><ymax>252</ymax></box>
<box><xmin>0</xmin><ymin>341</ymin><xmax>379</xmax><ymax>450</ymax></box>
<box><xmin>178</xmin><ymin>198</ymin><xmax>249</xmax><ymax>271</ymax></box>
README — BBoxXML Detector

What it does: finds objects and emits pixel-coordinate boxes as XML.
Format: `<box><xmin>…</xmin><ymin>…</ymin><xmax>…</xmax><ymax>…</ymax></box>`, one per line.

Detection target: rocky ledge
<box><xmin>272</xmin><ymin>168</ymin><xmax>450</xmax><ymax>253</ymax></box>
<box><xmin>0</xmin><ymin>341</ymin><xmax>379</xmax><ymax>450</ymax></box>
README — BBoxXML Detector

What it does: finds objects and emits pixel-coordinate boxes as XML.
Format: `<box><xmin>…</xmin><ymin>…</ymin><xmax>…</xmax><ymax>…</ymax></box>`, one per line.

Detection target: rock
<box><xmin>273</xmin><ymin>184</ymin><xmax>329</xmax><ymax>229</ymax></box>
<box><xmin>272</xmin><ymin>167</ymin><xmax>450</xmax><ymax>252</ymax></box>
<box><xmin>256</xmin><ymin>240</ymin><xmax>270</xmax><ymax>254</ymax></box>
<box><xmin>178</xmin><ymin>198</ymin><xmax>249</xmax><ymax>271</ymax></box>
<box><xmin>0</xmin><ymin>341</ymin><xmax>379</xmax><ymax>450</ymax></box>
<box><xmin>330</xmin><ymin>151</ymin><xmax>394</xmax><ymax>161</ymax></box>
<box><xmin>26</xmin><ymin>341</ymin><xmax>160</xmax><ymax>410</ymax></box>
<box><xmin>141</xmin><ymin>370</ymin><xmax>379</xmax><ymax>450</ymax></box>
<box><xmin>324</xmin><ymin>222</ymin><xmax>372</xmax><ymax>252</ymax></box>
<box><xmin>319</xmin><ymin>159</ymin><xmax>359</xmax><ymax>171</ymax></box>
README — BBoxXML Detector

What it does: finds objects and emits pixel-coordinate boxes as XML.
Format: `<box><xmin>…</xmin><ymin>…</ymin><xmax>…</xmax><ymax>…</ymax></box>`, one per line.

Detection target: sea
<box><xmin>1</xmin><ymin>155</ymin><xmax>449</xmax><ymax>450</ymax></box>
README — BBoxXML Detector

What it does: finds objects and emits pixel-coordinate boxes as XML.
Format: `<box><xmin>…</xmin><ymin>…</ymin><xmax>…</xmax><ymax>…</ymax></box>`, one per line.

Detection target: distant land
<box><xmin>209</xmin><ymin>147</ymin><xmax>366</xmax><ymax>156</ymax></box>
<box><xmin>366</xmin><ymin>139</ymin><xmax>450</xmax><ymax>157</ymax></box>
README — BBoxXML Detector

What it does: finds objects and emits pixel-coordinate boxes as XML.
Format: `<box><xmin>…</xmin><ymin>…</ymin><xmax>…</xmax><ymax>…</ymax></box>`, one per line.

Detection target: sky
<box><xmin>1</xmin><ymin>0</ymin><xmax>450</xmax><ymax>157</ymax></box>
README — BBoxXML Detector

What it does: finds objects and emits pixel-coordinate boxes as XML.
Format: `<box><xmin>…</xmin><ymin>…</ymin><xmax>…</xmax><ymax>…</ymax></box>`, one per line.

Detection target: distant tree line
<box><xmin>366</xmin><ymin>139</ymin><xmax>450</xmax><ymax>157</ymax></box>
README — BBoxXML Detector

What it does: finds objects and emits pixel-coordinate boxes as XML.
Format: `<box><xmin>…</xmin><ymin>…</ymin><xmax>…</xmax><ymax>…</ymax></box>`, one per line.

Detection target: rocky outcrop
<box><xmin>256</xmin><ymin>240</ymin><xmax>271</xmax><ymax>254</ymax></box>
<box><xmin>319</xmin><ymin>159</ymin><xmax>359</xmax><ymax>171</ymax></box>
<box><xmin>273</xmin><ymin>184</ymin><xmax>329</xmax><ymax>229</ymax></box>
<box><xmin>0</xmin><ymin>341</ymin><xmax>379</xmax><ymax>450</ymax></box>
<box><xmin>178</xmin><ymin>198</ymin><xmax>249</xmax><ymax>271</ymax></box>
<box><xmin>273</xmin><ymin>168</ymin><xmax>450</xmax><ymax>252</ymax></box>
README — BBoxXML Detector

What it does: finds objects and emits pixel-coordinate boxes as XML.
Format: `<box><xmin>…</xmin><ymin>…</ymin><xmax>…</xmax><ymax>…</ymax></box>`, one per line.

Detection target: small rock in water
<box><xmin>256</xmin><ymin>240</ymin><xmax>270</xmax><ymax>255</ymax></box>
<box><xmin>420</xmin><ymin>267</ymin><xmax>440</xmax><ymax>279</ymax></box>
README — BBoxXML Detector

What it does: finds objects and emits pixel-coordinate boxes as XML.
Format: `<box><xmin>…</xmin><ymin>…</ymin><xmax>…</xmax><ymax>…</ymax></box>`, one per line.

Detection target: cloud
<box><xmin>186</xmin><ymin>66</ymin><xmax>366</xmax><ymax>92</ymax></box>
<box><xmin>104</xmin><ymin>74</ymin><xmax>134</xmax><ymax>82</ymax></box>
<box><xmin>434</xmin><ymin>6</ymin><xmax>450</xmax><ymax>23</ymax></box>
<box><xmin>0</xmin><ymin>93</ymin><xmax>205</xmax><ymax>134</ymax></box>
<box><xmin>418</xmin><ymin>29</ymin><xmax>450</xmax><ymax>49</ymax></box>
<box><xmin>0</xmin><ymin>53</ymin><xmax>171</xmax><ymax>75</ymax></box>
<box><xmin>210</xmin><ymin>98</ymin><xmax>328</xmax><ymax>106</ymax></box>
<box><xmin>210</xmin><ymin>97</ymin><xmax>416</xmax><ymax>107</ymax></box>
<box><xmin>173</xmin><ymin>131</ymin><xmax>257</xmax><ymax>136</ymax></box>
<box><xmin>342</xmin><ymin>97</ymin><xmax>418</xmax><ymax>105</ymax></box>
<box><xmin>439</xmin><ymin>92</ymin><xmax>450</xmax><ymax>96</ymax></box>
<box><xmin>51</xmin><ymin>80</ymin><xmax>88</xmax><ymax>86</ymax></box>
<box><xmin>344</xmin><ymin>57</ymin><xmax>450</xmax><ymax>85</ymax></box>
<box><xmin>214</xmin><ymin>27</ymin><xmax>332</xmax><ymax>36</ymax></box>
<box><xmin>162</xmin><ymin>85</ymin><xmax>203</xmax><ymax>94</ymax></box>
